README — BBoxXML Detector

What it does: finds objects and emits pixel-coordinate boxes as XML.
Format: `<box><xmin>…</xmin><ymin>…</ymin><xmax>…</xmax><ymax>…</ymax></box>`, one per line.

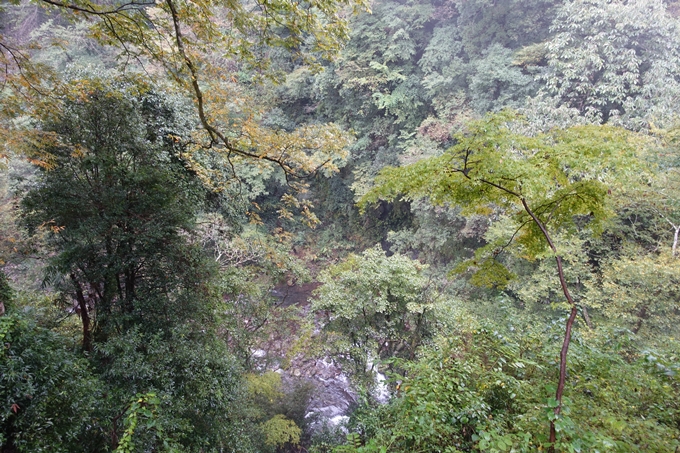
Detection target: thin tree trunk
<box><xmin>662</xmin><ymin>218</ymin><xmax>679</xmax><ymax>257</ymax></box>
<box><xmin>521</xmin><ymin>199</ymin><xmax>577</xmax><ymax>452</ymax></box>
<box><xmin>632</xmin><ymin>305</ymin><xmax>647</xmax><ymax>335</ymax></box>
<box><xmin>582</xmin><ymin>305</ymin><xmax>592</xmax><ymax>329</ymax></box>
<box><xmin>469</xmin><ymin>178</ymin><xmax>583</xmax><ymax>451</ymax></box>
<box><xmin>71</xmin><ymin>274</ymin><xmax>92</xmax><ymax>352</ymax></box>
<box><xmin>409</xmin><ymin>311</ymin><xmax>425</xmax><ymax>360</ymax></box>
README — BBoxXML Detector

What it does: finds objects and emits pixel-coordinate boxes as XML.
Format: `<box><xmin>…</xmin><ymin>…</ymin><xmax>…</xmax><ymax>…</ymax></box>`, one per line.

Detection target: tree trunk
<box><xmin>409</xmin><ymin>311</ymin><xmax>425</xmax><ymax>360</ymax></box>
<box><xmin>549</xmin><ymin>304</ymin><xmax>578</xmax><ymax>448</ymax></box>
<box><xmin>632</xmin><ymin>305</ymin><xmax>647</xmax><ymax>335</ymax></box>
<box><xmin>71</xmin><ymin>274</ymin><xmax>92</xmax><ymax>352</ymax></box>
<box><xmin>582</xmin><ymin>305</ymin><xmax>592</xmax><ymax>329</ymax></box>
<box><xmin>521</xmin><ymin>199</ymin><xmax>577</xmax><ymax>453</ymax></box>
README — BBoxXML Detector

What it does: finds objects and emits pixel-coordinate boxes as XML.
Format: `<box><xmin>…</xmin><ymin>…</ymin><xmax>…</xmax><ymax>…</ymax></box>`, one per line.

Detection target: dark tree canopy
<box><xmin>21</xmin><ymin>79</ymin><xmax>216</xmax><ymax>347</ymax></box>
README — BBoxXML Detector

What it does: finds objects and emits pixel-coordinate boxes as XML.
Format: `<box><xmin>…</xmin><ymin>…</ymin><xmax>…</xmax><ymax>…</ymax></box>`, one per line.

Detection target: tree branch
<box><xmin>521</xmin><ymin>197</ymin><xmax>578</xmax><ymax>452</ymax></box>
<box><xmin>38</xmin><ymin>0</ymin><xmax>155</xmax><ymax>16</ymax></box>
<box><xmin>164</xmin><ymin>0</ymin><xmax>308</xmax><ymax>180</ymax></box>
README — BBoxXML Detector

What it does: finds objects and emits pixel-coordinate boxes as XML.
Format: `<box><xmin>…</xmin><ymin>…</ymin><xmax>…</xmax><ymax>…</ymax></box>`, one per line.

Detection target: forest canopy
<box><xmin>1</xmin><ymin>0</ymin><xmax>680</xmax><ymax>452</ymax></box>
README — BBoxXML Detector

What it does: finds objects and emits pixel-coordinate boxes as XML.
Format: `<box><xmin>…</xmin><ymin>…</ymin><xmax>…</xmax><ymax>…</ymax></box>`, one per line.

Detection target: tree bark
<box><xmin>71</xmin><ymin>274</ymin><xmax>92</xmax><ymax>352</ymax></box>
<box><xmin>661</xmin><ymin>218</ymin><xmax>679</xmax><ymax>257</ymax></box>
<box><xmin>582</xmin><ymin>305</ymin><xmax>593</xmax><ymax>329</ymax></box>
<box><xmin>521</xmin><ymin>199</ymin><xmax>577</xmax><ymax>453</ymax></box>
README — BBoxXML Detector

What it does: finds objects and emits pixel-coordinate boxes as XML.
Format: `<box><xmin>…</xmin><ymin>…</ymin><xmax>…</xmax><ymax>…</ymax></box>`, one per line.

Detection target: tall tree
<box><xmin>361</xmin><ymin>111</ymin><xmax>641</xmax><ymax>450</ymax></box>
<box><xmin>21</xmin><ymin>78</ymin><xmax>213</xmax><ymax>349</ymax></box>
<box><xmin>19</xmin><ymin>78</ymin><xmax>257</xmax><ymax>451</ymax></box>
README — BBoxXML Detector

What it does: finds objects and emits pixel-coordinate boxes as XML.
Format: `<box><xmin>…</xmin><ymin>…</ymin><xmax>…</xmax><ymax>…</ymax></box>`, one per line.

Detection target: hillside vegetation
<box><xmin>1</xmin><ymin>0</ymin><xmax>679</xmax><ymax>452</ymax></box>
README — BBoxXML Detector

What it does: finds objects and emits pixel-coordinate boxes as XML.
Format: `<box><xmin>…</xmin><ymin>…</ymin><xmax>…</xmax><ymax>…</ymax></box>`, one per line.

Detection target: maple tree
<box><xmin>1</xmin><ymin>0</ymin><xmax>365</xmax><ymax>186</ymax></box>
<box><xmin>361</xmin><ymin>110</ymin><xmax>642</xmax><ymax>450</ymax></box>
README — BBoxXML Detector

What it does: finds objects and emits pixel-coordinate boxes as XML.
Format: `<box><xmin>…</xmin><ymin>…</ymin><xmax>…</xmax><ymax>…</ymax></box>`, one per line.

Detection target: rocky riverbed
<box><xmin>249</xmin><ymin>284</ymin><xmax>358</xmax><ymax>430</ymax></box>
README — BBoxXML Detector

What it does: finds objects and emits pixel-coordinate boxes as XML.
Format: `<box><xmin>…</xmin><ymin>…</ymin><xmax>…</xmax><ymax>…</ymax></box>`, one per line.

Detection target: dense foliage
<box><xmin>1</xmin><ymin>0</ymin><xmax>680</xmax><ymax>452</ymax></box>
<box><xmin>343</xmin><ymin>316</ymin><xmax>680</xmax><ymax>452</ymax></box>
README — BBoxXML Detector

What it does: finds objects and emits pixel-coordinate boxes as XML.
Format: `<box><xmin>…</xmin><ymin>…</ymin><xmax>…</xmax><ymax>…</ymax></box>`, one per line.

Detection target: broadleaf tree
<box><xmin>18</xmin><ymin>77</ymin><xmax>259</xmax><ymax>451</ymax></box>
<box><xmin>0</xmin><ymin>0</ymin><xmax>365</xmax><ymax>193</ymax></box>
<box><xmin>360</xmin><ymin>110</ymin><xmax>642</xmax><ymax>450</ymax></box>
<box><xmin>20</xmin><ymin>78</ymin><xmax>214</xmax><ymax>350</ymax></box>
<box><xmin>539</xmin><ymin>0</ymin><xmax>680</xmax><ymax>128</ymax></box>
<box><xmin>312</xmin><ymin>245</ymin><xmax>433</xmax><ymax>378</ymax></box>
